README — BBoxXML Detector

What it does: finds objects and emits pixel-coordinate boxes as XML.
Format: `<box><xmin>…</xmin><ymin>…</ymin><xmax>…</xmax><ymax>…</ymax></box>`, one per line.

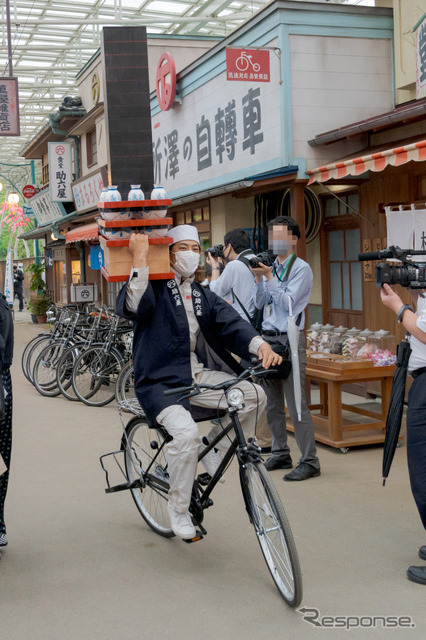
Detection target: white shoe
<box><xmin>167</xmin><ymin>503</ymin><xmax>196</xmax><ymax>540</ymax></box>
<box><xmin>201</xmin><ymin>437</ymin><xmax>225</xmax><ymax>483</ymax></box>
<box><xmin>0</xmin><ymin>533</ymin><xmax>8</xmax><ymax>547</ymax></box>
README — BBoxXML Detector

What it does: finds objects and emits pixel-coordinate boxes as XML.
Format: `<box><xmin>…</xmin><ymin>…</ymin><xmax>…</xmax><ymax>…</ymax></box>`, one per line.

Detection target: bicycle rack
<box><xmin>99</xmin><ymin>450</ymin><xmax>144</xmax><ymax>494</ymax></box>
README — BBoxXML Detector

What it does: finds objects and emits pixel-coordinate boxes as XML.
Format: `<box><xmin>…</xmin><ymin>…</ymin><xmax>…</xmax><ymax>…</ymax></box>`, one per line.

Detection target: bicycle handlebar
<box><xmin>163</xmin><ymin>362</ymin><xmax>274</xmax><ymax>399</ymax></box>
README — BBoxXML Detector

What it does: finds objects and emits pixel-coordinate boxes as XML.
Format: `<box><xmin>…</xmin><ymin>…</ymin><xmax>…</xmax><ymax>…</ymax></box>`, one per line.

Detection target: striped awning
<box><xmin>307</xmin><ymin>139</ymin><xmax>426</xmax><ymax>185</ymax></box>
<box><xmin>65</xmin><ymin>222</ymin><xmax>99</xmax><ymax>244</ymax></box>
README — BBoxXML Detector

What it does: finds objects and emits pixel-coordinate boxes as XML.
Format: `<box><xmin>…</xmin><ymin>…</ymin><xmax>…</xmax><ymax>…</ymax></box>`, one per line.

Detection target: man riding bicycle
<box><xmin>116</xmin><ymin>224</ymin><xmax>282</xmax><ymax>540</ymax></box>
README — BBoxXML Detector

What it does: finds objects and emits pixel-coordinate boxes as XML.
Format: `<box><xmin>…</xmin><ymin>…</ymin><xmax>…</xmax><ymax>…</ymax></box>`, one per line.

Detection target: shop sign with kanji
<box><xmin>151</xmin><ymin>43</ymin><xmax>280</xmax><ymax>198</ymax></box>
<box><xmin>72</xmin><ymin>168</ymin><xmax>105</xmax><ymax>214</ymax></box>
<box><xmin>226</xmin><ymin>48</ymin><xmax>270</xmax><ymax>83</ymax></box>
<box><xmin>416</xmin><ymin>16</ymin><xmax>426</xmax><ymax>99</ymax></box>
<box><xmin>48</xmin><ymin>142</ymin><xmax>73</xmax><ymax>202</ymax></box>
<box><xmin>30</xmin><ymin>188</ymin><xmax>66</xmax><ymax>226</ymax></box>
<box><xmin>0</xmin><ymin>77</ymin><xmax>20</xmax><ymax>136</ymax></box>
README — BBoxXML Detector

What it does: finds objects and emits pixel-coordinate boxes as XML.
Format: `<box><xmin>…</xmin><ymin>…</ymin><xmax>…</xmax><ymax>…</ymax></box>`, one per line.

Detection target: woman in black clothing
<box><xmin>0</xmin><ymin>294</ymin><xmax>14</xmax><ymax>548</ymax></box>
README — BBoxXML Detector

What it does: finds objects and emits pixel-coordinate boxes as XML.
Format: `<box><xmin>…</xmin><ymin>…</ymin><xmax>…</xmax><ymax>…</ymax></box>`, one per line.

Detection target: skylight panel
<box><xmin>147</xmin><ymin>1</ymin><xmax>191</xmax><ymax>15</ymax></box>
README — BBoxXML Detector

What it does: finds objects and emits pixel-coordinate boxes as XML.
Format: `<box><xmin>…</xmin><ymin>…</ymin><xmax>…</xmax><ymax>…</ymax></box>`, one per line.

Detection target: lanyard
<box><xmin>272</xmin><ymin>254</ymin><xmax>294</xmax><ymax>282</ymax></box>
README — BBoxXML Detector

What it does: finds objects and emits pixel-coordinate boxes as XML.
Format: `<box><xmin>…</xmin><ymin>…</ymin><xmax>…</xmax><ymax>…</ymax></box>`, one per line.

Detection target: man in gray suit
<box><xmin>251</xmin><ymin>216</ymin><xmax>320</xmax><ymax>481</ymax></box>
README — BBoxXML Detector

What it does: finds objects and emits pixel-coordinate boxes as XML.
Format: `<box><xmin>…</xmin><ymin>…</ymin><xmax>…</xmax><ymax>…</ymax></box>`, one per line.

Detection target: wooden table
<box><xmin>287</xmin><ymin>361</ymin><xmax>396</xmax><ymax>452</ymax></box>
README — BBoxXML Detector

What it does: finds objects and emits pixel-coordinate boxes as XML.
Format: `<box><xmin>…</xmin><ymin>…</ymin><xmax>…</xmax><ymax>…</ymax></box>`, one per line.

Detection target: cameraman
<box><xmin>206</xmin><ymin>229</ymin><xmax>255</xmax><ymax>322</ymax></box>
<box><xmin>251</xmin><ymin>216</ymin><xmax>320</xmax><ymax>482</ymax></box>
<box><xmin>380</xmin><ymin>282</ymin><xmax>426</xmax><ymax>586</ymax></box>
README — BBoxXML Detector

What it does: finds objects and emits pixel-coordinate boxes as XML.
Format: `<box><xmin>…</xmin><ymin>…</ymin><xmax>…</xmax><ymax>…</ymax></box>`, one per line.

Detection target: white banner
<box><xmin>30</xmin><ymin>188</ymin><xmax>65</xmax><ymax>226</ymax></box>
<box><xmin>4</xmin><ymin>249</ymin><xmax>13</xmax><ymax>307</ymax></box>
<box><xmin>416</xmin><ymin>19</ymin><xmax>426</xmax><ymax>100</ymax></box>
<box><xmin>49</xmin><ymin>142</ymin><xmax>73</xmax><ymax>202</ymax></box>
<box><xmin>385</xmin><ymin>207</ymin><xmax>414</xmax><ymax>250</ymax></box>
<box><xmin>413</xmin><ymin>207</ymin><xmax>426</xmax><ymax>262</ymax></box>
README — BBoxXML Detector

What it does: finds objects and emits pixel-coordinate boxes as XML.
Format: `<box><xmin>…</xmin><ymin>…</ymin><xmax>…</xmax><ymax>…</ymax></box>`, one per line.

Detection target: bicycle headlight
<box><xmin>226</xmin><ymin>387</ymin><xmax>245</xmax><ymax>408</ymax></box>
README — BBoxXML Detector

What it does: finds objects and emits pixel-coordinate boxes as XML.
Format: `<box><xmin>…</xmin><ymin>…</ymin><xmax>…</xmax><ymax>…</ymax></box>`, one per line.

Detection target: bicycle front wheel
<box><xmin>124</xmin><ymin>417</ymin><xmax>173</xmax><ymax>537</ymax></box>
<box><xmin>115</xmin><ymin>360</ymin><xmax>136</xmax><ymax>404</ymax></box>
<box><xmin>240</xmin><ymin>461</ymin><xmax>303</xmax><ymax>607</ymax></box>
<box><xmin>72</xmin><ymin>346</ymin><xmax>122</xmax><ymax>407</ymax></box>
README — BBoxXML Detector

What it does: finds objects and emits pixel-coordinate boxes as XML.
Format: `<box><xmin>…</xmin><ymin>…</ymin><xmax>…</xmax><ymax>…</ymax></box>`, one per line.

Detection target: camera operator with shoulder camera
<box><xmin>250</xmin><ymin>216</ymin><xmax>320</xmax><ymax>482</ymax></box>
<box><xmin>205</xmin><ymin>229</ymin><xmax>256</xmax><ymax>323</ymax></box>
<box><xmin>380</xmin><ymin>280</ymin><xmax>426</xmax><ymax>586</ymax></box>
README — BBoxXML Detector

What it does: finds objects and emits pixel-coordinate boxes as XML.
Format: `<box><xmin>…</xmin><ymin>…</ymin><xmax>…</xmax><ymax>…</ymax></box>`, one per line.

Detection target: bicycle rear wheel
<box><xmin>21</xmin><ymin>334</ymin><xmax>49</xmax><ymax>382</ymax></box>
<box><xmin>240</xmin><ymin>460</ymin><xmax>303</xmax><ymax>607</ymax></box>
<box><xmin>33</xmin><ymin>342</ymin><xmax>64</xmax><ymax>397</ymax></box>
<box><xmin>72</xmin><ymin>346</ymin><xmax>122</xmax><ymax>407</ymax></box>
<box><xmin>124</xmin><ymin>417</ymin><xmax>173</xmax><ymax>537</ymax></box>
<box><xmin>56</xmin><ymin>344</ymin><xmax>82</xmax><ymax>401</ymax></box>
<box><xmin>24</xmin><ymin>335</ymin><xmax>52</xmax><ymax>384</ymax></box>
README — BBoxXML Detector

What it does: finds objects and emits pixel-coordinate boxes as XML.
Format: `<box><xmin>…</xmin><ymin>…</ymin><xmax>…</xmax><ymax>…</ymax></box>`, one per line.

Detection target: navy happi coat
<box><xmin>116</xmin><ymin>277</ymin><xmax>259</xmax><ymax>425</ymax></box>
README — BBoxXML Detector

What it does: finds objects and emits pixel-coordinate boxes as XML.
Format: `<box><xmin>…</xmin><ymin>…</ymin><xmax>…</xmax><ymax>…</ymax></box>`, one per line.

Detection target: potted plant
<box><xmin>28</xmin><ymin>294</ymin><xmax>51</xmax><ymax>323</ymax></box>
<box><xmin>25</xmin><ymin>261</ymin><xmax>50</xmax><ymax>323</ymax></box>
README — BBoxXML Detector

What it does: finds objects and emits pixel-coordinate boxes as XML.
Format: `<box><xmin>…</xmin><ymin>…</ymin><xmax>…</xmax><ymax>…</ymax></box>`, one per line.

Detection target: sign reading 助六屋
<box><xmin>415</xmin><ymin>16</ymin><xmax>426</xmax><ymax>99</ymax></box>
<box><xmin>0</xmin><ymin>77</ymin><xmax>20</xmax><ymax>136</ymax></box>
<box><xmin>48</xmin><ymin>142</ymin><xmax>73</xmax><ymax>202</ymax></box>
<box><xmin>151</xmin><ymin>44</ymin><xmax>281</xmax><ymax>198</ymax></box>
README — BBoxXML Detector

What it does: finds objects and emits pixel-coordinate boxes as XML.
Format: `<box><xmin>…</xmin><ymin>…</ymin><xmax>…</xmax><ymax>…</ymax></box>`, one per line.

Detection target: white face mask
<box><xmin>171</xmin><ymin>250</ymin><xmax>200</xmax><ymax>278</ymax></box>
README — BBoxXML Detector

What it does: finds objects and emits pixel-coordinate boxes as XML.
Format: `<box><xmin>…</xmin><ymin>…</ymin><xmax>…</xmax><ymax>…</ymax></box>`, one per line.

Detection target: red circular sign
<box><xmin>156</xmin><ymin>53</ymin><xmax>176</xmax><ymax>111</ymax></box>
<box><xmin>55</xmin><ymin>145</ymin><xmax>65</xmax><ymax>155</ymax></box>
<box><xmin>22</xmin><ymin>185</ymin><xmax>37</xmax><ymax>198</ymax></box>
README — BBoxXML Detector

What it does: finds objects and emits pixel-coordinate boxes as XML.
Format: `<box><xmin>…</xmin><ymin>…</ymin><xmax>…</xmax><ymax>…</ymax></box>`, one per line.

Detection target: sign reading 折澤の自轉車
<box><xmin>151</xmin><ymin>50</ymin><xmax>281</xmax><ymax>199</ymax></box>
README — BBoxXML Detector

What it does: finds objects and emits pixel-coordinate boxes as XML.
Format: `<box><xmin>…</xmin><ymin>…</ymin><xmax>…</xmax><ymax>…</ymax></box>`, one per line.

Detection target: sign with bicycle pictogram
<box><xmin>226</xmin><ymin>48</ymin><xmax>270</xmax><ymax>82</ymax></box>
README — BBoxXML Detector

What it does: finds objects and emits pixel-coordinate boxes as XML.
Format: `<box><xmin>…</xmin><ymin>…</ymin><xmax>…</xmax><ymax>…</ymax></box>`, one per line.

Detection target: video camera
<box><xmin>358</xmin><ymin>245</ymin><xmax>426</xmax><ymax>289</ymax></box>
<box><xmin>248</xmin><ymin>251</ymin><xmax>276</xmax><ymax>269</ymax></box>
<box><xmin>206</xmin><ymin>244</ymin><xmax>224</xmax><ymax>259</ymax></box>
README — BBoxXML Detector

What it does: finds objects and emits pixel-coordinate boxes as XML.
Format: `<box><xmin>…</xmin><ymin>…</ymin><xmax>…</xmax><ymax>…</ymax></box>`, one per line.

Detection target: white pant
<box><xmin>156</xmin><ymin>368</ymin><xmax>266</xmax><ymax>513</ymax></box>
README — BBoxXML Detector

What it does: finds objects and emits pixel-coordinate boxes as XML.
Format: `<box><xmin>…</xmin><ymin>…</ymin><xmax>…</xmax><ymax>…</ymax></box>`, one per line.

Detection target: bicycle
<box><xmin>100</xmin><ymin>362</ymin><xmax>303</xmax><ymax>607</ymax></box>
<box><xmin>72</xmin><ymin>315</ymin><xmax>131</xmax><ymax>407</ymax></box>
<box><xmin>235</xmin><ymin>50</ymin><xmax>261</xmax><ymax>72</ymax></box>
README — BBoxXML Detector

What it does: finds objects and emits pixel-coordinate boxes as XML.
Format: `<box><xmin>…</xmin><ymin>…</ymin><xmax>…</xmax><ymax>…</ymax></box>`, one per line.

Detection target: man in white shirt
<box><xmin>206</xmin><ymin>228</ymin><xmax>256</xmax><ymax>323</ymax></box>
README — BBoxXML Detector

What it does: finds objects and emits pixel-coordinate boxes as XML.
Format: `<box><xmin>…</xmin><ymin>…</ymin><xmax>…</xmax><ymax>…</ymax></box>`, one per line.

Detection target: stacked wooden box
<box><xmin>97</xmin><ymin>199</ymin><xmax>174</xmax><ymax>282</ymax></box>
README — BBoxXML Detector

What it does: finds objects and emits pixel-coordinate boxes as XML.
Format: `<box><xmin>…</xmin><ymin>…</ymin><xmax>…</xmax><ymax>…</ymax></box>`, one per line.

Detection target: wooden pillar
<box><xmin>290</xmin><ymin>181</ymin><xmax>306</xmax><ymax>261</ymax></box>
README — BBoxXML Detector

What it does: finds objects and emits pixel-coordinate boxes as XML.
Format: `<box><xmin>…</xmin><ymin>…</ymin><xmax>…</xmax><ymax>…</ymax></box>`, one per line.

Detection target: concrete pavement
<box><xmin>1</xmin><ymin>315</ymin><xmax>425</xmax><ymax>639</ymax></box>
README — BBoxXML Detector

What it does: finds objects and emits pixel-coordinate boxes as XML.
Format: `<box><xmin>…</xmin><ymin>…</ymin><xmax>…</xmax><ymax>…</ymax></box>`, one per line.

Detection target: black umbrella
<box><xmin>382</xmin><ymin>337</ymin><xmax>412</xmax><ymax>485</ymax></box>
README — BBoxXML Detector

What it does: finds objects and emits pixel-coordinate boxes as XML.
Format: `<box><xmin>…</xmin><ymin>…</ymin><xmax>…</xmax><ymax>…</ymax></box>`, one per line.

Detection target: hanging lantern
<box><xmin>7</xmin><ymin>193</ymin><xmax>19</xmax><ymax>205</ymax></box>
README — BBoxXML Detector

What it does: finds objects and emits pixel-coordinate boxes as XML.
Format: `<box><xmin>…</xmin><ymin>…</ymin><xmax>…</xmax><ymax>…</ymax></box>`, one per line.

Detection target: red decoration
<box><xmin>226</xmin><ymin>48</ymin><xmax>270</xmax><ymax>82</ymax></box>
<box><xmin>22</xmin><ymin>185</ymin><xmax>37</xmax><ymax>199</ymax></box>
<box><xmin>156</xmin><ymin>53</ymin><xmax>177</xmax><ymax>111</ymax></box>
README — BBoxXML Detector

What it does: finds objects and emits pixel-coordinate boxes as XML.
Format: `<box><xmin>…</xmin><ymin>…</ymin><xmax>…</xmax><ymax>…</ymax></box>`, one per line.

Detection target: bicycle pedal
<box><xmin>196</xmin><ymin>472</ymin><xmax>211</xmax><ymax>486</ymax></box>
<box><xmin>183</xmin><ymin>532</ymin><xmax>204</xmax><ymax>544</ymax></box>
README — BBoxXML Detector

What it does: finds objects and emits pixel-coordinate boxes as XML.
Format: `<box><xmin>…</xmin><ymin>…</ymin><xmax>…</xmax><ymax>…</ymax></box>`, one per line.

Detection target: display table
<box><xmin>287</xmin><ymin>356</ymin><xmax>396</xmax><ymax>452</ymax></box>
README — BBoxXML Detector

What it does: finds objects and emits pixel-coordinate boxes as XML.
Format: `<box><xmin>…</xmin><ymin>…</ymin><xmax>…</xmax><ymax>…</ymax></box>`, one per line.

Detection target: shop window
<box><xmin>87</xmin><ymin>128</ymin><xmax>97</xmax><ymax>167</ymax></box>
<box><xmin>324</xmin><ymin>192</ymin><xmax>359</xmax><ymax>217</ymax></box>
<box><xmin>71</xmin><ymin>259</ymin><xmax>81</xmax><ymax>285</ymax></box>
<box><xmin>328</xmin><ymin>227</ymin><xmax>362</xmax><ymax>312</ymax></box>
<box><xmin>42</xmin><ymin>162</ymin><xmax>49</xmax><ymax>187</ymax></box>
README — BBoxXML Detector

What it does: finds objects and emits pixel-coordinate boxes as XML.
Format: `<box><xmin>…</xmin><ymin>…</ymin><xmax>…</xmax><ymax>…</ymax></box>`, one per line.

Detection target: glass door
<box><xmin>322</xmin><ymin>192</ymin><xmax>364</xmax><ymax>328</ymax></box>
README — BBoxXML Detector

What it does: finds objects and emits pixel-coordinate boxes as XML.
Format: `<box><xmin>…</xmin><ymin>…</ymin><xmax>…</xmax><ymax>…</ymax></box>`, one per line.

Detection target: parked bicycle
<box><xmin>100</xmin><ymin>361</ymin><xmax>303</xmax><ymax>608</ymax></box>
